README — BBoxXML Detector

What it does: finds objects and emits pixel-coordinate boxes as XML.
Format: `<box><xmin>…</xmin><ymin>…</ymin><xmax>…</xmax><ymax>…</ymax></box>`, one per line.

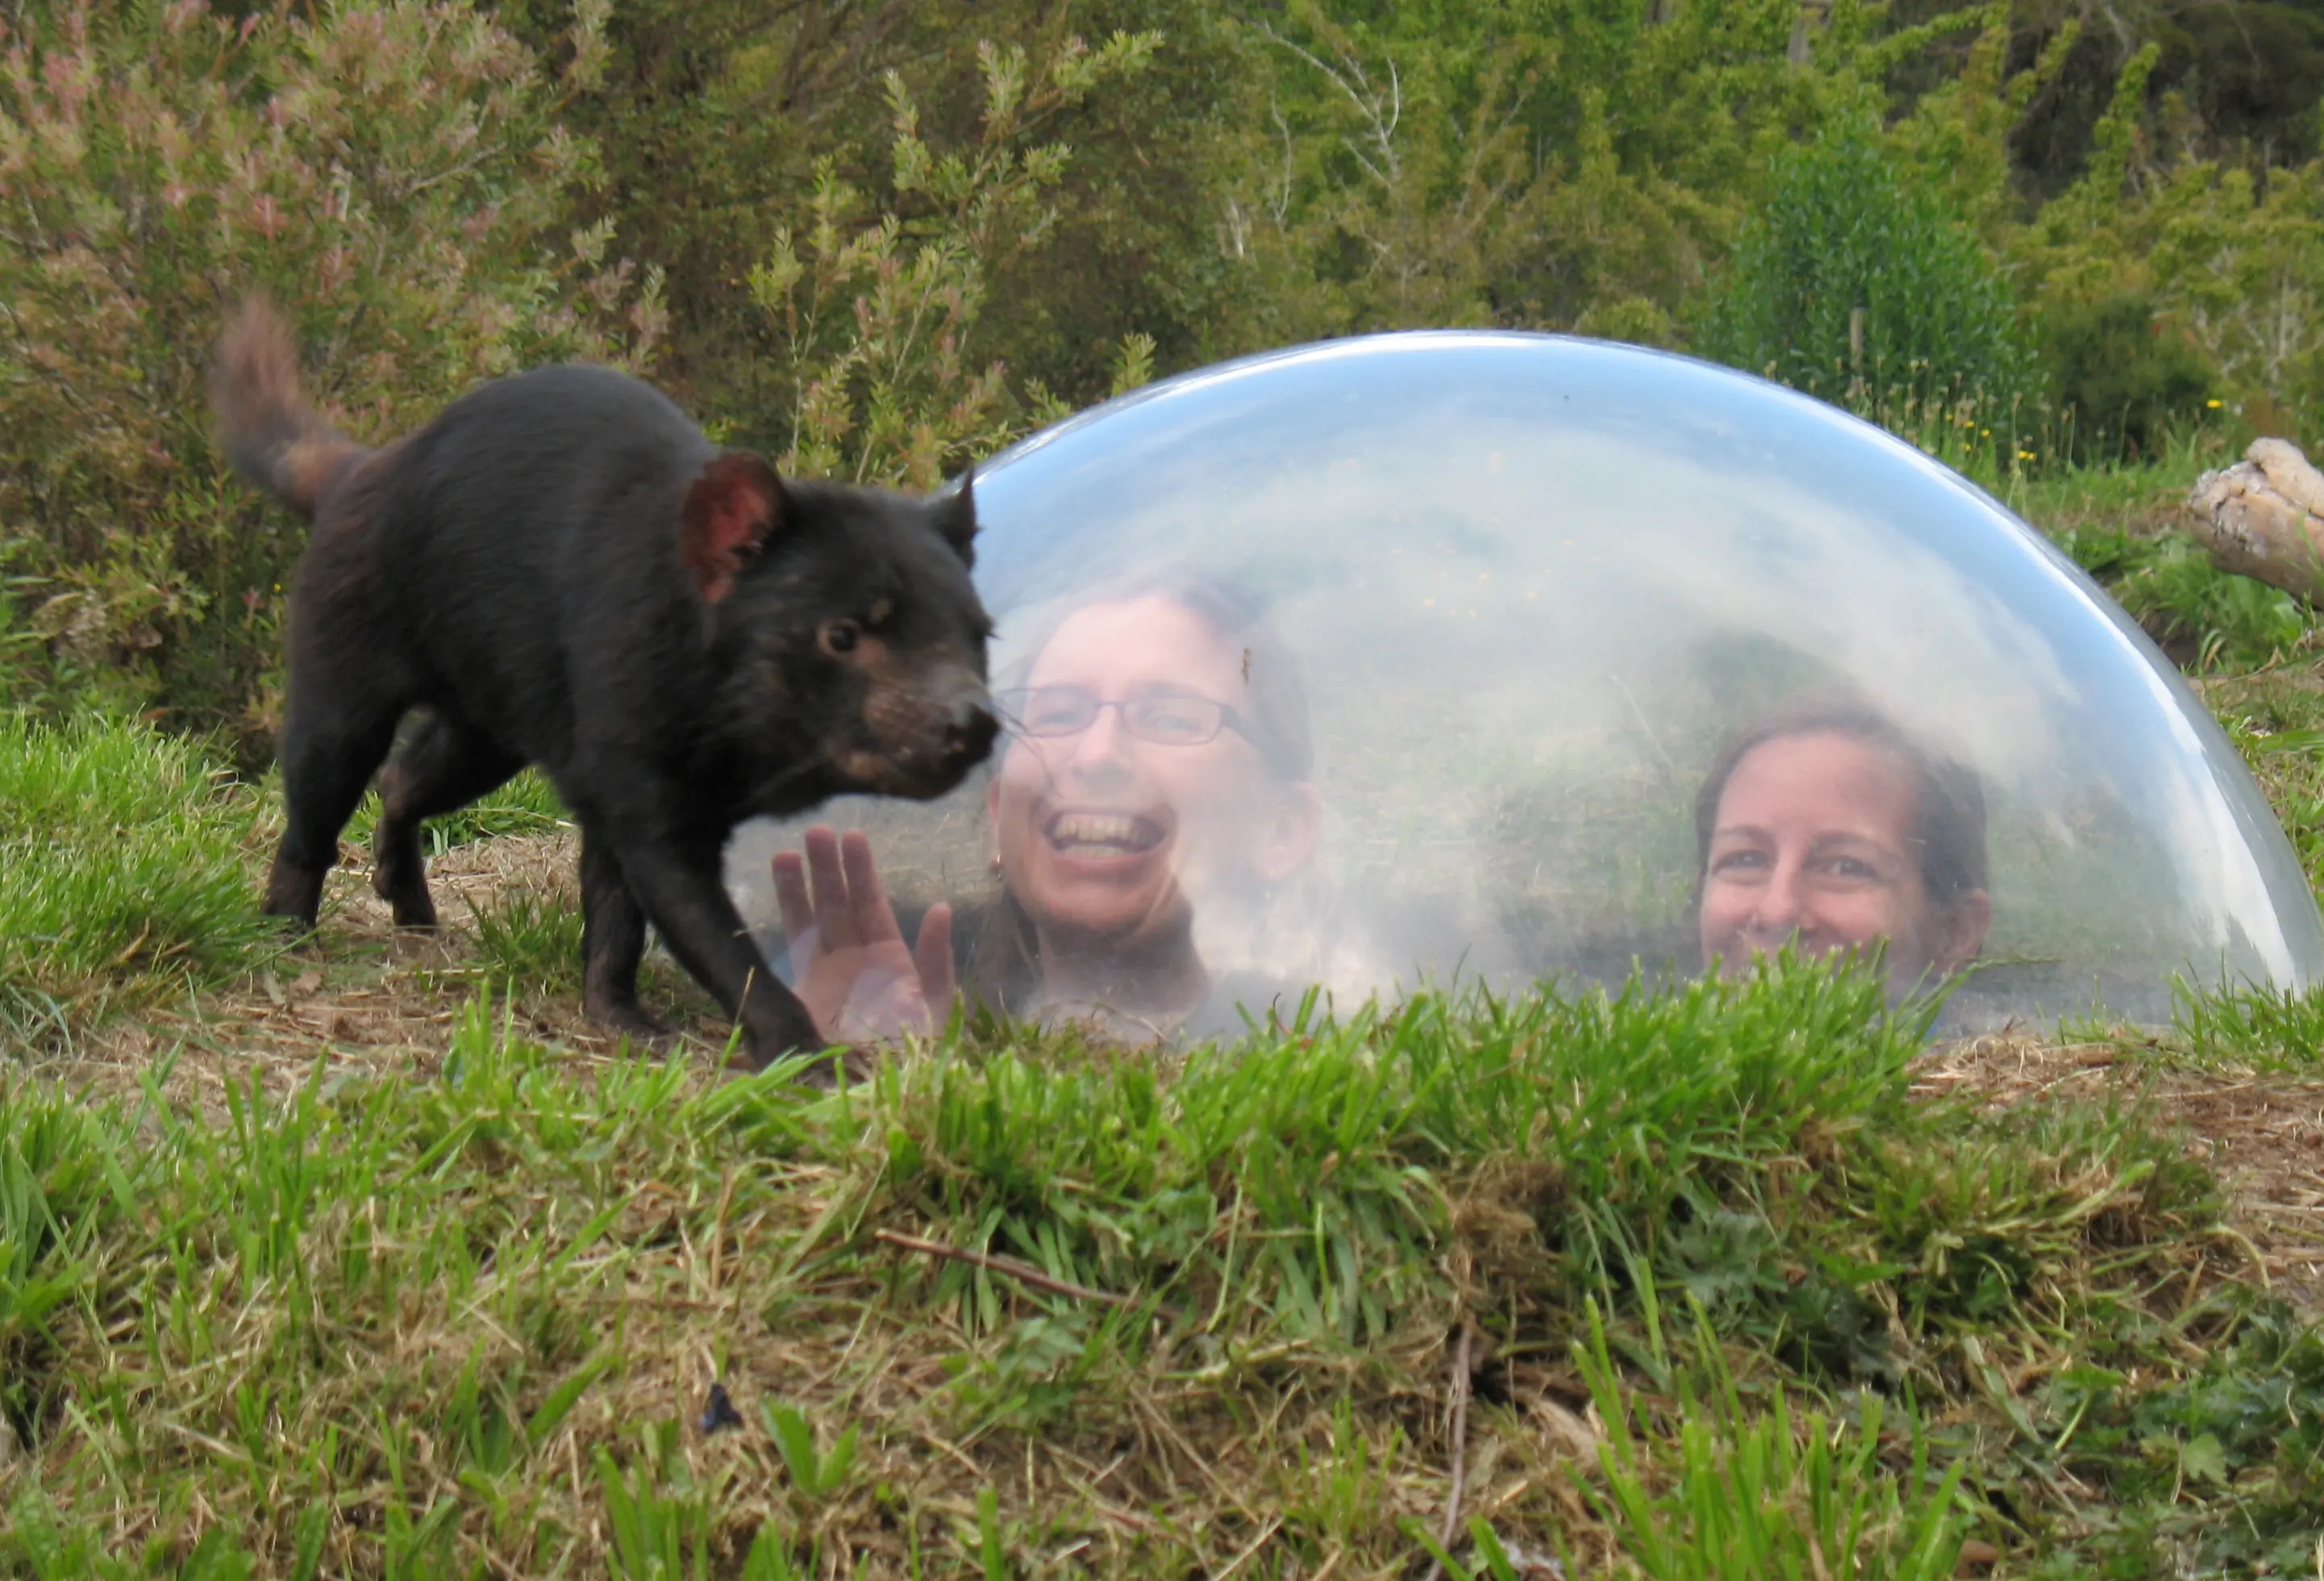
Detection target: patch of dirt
<box><xmin>1917</xmin><ymin>1036</ymin><xmax>2324</xmax><ymax>1308</ymax></box>
<box><xmin>43</xmin><ymin>832</ymin><xmax>738</xmax><ymax>1114</ymax></box>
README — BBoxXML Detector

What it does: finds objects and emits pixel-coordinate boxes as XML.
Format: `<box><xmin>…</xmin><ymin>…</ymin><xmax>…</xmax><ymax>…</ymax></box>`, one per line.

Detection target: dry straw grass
<box><xmin>1917</xmin><ymin>1035</ymin><xmax>2324</xmax><ymax>1304</ymax></box>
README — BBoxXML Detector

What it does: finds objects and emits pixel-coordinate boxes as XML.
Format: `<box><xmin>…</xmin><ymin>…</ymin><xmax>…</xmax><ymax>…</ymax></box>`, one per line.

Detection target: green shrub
<box><xmin>0</xmin><ymin>712</ymin><xmax>274</xmax><ymax>1043</ymax></box>
<box><xmin>0</xmin><ymin>2</ymin><xmax>660</xmax><ymax>750</ymax></box>
<box><xmin>1694</xmin><ymin>123</ymin><xmax>2037</xmax><ymax>424</ymax></box>
<box><xmin>2042</xmin><ymin>294</ymin><xmax>2215</xmax><ymax>462</ymax></box>
<box><xmin>748</xmin><ymin>31</ymin><xmax>1158</xmax><ymax>488</ymax></box>
<box><xmin>2009</xmin><ymin>42</ymin><xmax>2324</xmax><ymax>440</ymax></box>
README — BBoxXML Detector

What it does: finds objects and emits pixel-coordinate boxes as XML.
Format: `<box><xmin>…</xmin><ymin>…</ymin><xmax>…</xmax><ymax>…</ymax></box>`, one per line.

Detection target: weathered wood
<box><xmin>2184</xmin><ymin>437</ymin><xmax>2324</xmax><ymax>604</ymax></box>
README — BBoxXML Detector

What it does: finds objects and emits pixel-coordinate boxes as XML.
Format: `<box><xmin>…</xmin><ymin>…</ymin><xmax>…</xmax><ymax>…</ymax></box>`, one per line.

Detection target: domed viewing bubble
<box><xmin>727</xmin><ymin>332</ymin><xmax>2324</xmax><ymax>1039</ymax></box>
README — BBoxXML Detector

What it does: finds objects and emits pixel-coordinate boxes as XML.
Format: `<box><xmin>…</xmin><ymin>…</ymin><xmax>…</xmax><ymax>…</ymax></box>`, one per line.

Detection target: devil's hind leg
<box><xmin>372</xmin><ymin>710</ymin><xmax>527</xmax><ymax>928</ymax></box>
<box><xmin>266</xmin><ymin>678</ymin><xmax>406</xmax><ymax>929</ymax></box>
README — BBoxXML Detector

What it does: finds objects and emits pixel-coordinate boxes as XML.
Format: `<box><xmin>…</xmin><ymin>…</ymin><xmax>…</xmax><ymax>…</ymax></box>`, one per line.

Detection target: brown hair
<box><xmin>1693</xmin><ymin>691</ymin><xmax>1989</xmax><ymax>909</ymax></box>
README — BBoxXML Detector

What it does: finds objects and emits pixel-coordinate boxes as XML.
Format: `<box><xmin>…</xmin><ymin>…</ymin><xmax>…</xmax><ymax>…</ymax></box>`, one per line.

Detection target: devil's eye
<box><xmin>819</xmin><ymin>619</ymin><xmax>862</xmax><ymax>656</ymax></box>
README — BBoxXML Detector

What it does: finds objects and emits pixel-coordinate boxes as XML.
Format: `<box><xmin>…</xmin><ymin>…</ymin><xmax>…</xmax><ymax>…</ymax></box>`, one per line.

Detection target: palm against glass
<box><xmin>771</xmin><ymin>826</ymin><xmax>956</xmax><ymax>1042</ymax></box>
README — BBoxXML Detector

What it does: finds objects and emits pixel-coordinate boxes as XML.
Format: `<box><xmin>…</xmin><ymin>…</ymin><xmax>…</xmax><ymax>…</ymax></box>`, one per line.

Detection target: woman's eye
<box><xmin>1142</xmin><ymin>707</ymin><xmax>1206</xmax><ymax>738</ymax></box>
<box><xmin>1023</xmin><ymin>694</ymin><xmax>1090</xmax><ymax>731</ymax></box>
<box><xmin>1710</xmin><ymin>850</ymin><xmax>1766</xmax><ymax>876</ymax></box>
<box><xmin>1821</xmin><ymin>856</ymin><xmax>1881</xmax><ymax>882</ymax></box>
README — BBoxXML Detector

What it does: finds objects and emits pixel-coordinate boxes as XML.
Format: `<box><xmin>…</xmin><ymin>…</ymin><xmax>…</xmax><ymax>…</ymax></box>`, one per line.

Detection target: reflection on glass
<box><xmin>728</xmin><ymin>332</ymin><xmax>2324</xmax><ymax>1036</ymax></box>
<box><xmin>1693</xmin><ymin>691</ymin><xmax>1991</xmax><ymax>995</ymax></box>
<box><xmin>766</xmin><ymin>578</ymin><xmax>1341</xmax><ymax>1041</ymax></box>
<box><xmin>977</xmin><ymin>580</ymin><xmax>1327</xmax><ymax>1036</ymax></box>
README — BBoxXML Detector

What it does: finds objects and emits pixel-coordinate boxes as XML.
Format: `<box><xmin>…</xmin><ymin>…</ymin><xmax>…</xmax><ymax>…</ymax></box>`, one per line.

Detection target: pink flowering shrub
<box><xmin>0</xmin><ymin>2</ymin><xmax>661</xmax><ymax>751</ymax></box>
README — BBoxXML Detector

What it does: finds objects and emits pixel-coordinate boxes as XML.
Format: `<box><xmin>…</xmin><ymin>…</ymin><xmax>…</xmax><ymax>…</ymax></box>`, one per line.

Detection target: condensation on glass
<box><xmin>728</xmin><ymin>332</ymin><xmax>2324</xmax><ymax>1036</ymax></box>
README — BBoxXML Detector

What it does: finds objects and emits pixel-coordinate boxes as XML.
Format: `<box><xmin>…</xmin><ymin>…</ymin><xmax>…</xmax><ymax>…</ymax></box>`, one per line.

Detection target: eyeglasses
<box><xmin>997</xmin><ymin>686</ymin><xmax>1250</xmax><ymax>748</ymax></box>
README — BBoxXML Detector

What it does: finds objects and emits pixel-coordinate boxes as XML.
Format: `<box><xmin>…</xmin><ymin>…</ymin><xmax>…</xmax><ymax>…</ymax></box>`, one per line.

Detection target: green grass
<box><xmin>2018</xmin><ymin>1305</ymin><xmax>2324</xmax><ymax>1578</ymax></box>
<box><xmin>1565</xmin><ymin>1304</ymin><xmax>1967</xmax><ymax>1581</ymax></box>
<box><xmin>0</xmin><ymin>713</ymin><xmax>280</xmax><ymax>1045</ymax></box>
<box><xmin>2197</xmin><ymin>666</ymin><xmax>2324</xmax><ymax>896</ymax></box>
<box><xmin>0</xmin><ymin>963</ymin><xmax>2297</xmax><ymax>1576</ymax></box>
<box><xmin>463</xmin><ymin>883</ymin><xmax>586</xmax><ymax>997</ymax></box>
<box><xmin>2163</xmin><ymin>977</ymin><xmax>2324</xmax><ymax>1072</ymax></box>
<box><xmin>343</xmin><ymin>765</ymin><xmax>569</xmax><ymax>856</ymax></box>
<box><xmin>0</xmin><ymin>717</ymin><xmax>573</xmax><ymax>1053</ymax></box>
<box><xmin>2004</xmin><ymin>435</ymin><xmax>2317</xmax><ymax>674</ymax></box>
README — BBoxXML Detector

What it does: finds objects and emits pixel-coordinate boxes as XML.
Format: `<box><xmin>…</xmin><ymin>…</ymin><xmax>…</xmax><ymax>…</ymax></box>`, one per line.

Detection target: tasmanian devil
<box><xmin>210</xmin><ymin>299</ymin><xmax>997</xmax><ymax>1068</ymax></box>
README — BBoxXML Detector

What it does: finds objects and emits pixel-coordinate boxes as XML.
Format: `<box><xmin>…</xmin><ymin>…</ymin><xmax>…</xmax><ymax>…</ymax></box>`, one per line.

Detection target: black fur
<box><xmin>213</xmin><ymin>301</ymin><xmax>997</xmax><ymax>1068</ymax></box>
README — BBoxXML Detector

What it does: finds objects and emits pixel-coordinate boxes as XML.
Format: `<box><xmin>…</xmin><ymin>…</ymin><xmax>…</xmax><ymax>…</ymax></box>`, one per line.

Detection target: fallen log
<box><xmin>2184</xmin><ymin>436</ymin><xmax>2324</xmax><ymax>604</ymax></box>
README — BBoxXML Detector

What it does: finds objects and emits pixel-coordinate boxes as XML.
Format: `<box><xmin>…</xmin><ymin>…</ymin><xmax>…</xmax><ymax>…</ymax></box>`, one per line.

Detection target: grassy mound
<box><xmin>0</xmin><ymin>715</ymin><xmax>277</xmax><ymax>1045</ymax></box>
<box><xmin>3</xmin><ymin>967</ymin><xmax>2314</xmax><ymax>1577</ymax></box>
<box><xmin>0</xmin><ymin>715</ymin><xmax>578</xmax><ymax>1060</ymax></box>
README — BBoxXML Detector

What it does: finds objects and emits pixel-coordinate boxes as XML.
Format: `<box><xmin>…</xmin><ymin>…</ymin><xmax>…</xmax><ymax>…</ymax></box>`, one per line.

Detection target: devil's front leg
<box><xmin>578</xmin><ymin>820</ymin><xmax>670</xmax><ymax>1041</ymax></box>
<box><xmin>589</xmin><ymin>814</ymin><xmax>827</xmax><ymax>1070</ymax></box>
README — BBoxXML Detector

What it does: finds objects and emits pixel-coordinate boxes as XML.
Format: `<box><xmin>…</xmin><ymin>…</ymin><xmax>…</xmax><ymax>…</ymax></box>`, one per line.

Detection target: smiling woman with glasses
<box><xmin>767</xmin><ymin>574</ymin><xmax>1332</xmax><ymax>1043</ymax></box>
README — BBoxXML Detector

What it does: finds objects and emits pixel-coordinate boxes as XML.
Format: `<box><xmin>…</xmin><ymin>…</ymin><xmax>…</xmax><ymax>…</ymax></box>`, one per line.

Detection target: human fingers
<box><xmin>772</xmin><ymin>849</ymin><xmax>814</xmax><ymax>943</ymax></box>
<box><xmin>802</xmin><ymin>824</ymin><xmax>857</xmax><ymax>948</ymax></box>
<box><xmin>839</xmin><ymin>828</ymin><xmax>903</xmax><ymax>945</ymax></box>
<box><xmin>914</xmin><ymin>901</ymin><xmax>957</xmax><ymax>1012</ymax></box>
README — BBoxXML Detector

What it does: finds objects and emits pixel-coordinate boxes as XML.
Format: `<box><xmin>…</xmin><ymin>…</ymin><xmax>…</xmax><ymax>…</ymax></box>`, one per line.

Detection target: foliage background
<box><xmin>7</xmin><ymin>0</ymin><xmax>2324</xmax><ymax>742</ymax></box>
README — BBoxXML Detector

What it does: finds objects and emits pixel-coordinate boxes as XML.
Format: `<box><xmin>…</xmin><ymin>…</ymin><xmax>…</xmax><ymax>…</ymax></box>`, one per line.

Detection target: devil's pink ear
<box><xmin>935</xmin><ymin>468</ymin><xmax>977</xmax><ymax>569</ymax></box>
<box><xmin>680</xmin><ymin>452</ymin><xmax>784</xmax><ymax>603</ymax></box>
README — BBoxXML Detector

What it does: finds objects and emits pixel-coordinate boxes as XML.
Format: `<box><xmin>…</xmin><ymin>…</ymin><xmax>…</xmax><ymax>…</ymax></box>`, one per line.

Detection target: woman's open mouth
<box><xmin>1044</xmin><ymin>809</ymin><xmax>1167</xmax><ymax>857</ymax></box>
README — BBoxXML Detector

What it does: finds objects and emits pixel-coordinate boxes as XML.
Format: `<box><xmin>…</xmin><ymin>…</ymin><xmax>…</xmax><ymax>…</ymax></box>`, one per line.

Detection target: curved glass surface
<box><xmin>727</xmin><ymin>332</ymin><xmax>2324</xmax><ymax>1037</ymax></box>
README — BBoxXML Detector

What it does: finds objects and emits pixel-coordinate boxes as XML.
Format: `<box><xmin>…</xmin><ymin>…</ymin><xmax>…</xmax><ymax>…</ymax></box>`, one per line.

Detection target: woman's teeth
<box><xmin>1047</xmin><ymin>811</ymin><xmax>1161</xmax><ymax>854</ymax></box>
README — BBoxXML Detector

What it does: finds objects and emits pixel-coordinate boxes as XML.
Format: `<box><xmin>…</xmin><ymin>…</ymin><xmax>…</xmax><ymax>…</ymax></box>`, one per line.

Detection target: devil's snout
<box><xmin>947</xmin><ymin>693</ymin><xmax>1000</xmax><ymax>765</ymax></box>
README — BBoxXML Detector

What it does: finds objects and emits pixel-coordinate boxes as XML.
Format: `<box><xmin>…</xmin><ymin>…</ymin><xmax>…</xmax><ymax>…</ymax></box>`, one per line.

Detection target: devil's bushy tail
<box><xmin>210</xmin><ymin>298</ymin><xmax>367</xmax><ymax>519</ymax></box>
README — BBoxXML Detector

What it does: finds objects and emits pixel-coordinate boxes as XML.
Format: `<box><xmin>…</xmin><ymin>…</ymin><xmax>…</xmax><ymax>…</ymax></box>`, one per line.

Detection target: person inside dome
<box><xmin>1694</xmin><ymin>691</ymin><xmax>1991</xmax><ymax>990</ymax></box>
<box><xmin>766</xmin><ymin>574</ymin><xmax>1334</xmax><ymax>1043</ymax></box>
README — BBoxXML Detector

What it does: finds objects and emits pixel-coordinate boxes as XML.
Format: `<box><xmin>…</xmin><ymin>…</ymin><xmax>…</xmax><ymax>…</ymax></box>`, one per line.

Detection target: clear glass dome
<box><xmin>728</xmin><ymin>332</ymin><xmax>2324</xmax><ymax>1037</ymax></box>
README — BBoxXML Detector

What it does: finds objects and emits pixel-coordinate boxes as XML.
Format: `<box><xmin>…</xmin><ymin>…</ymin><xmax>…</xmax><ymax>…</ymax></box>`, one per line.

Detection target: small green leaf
<box><xmin>526</xmin><ymin>1351</ymin><xmax>612</xmax><ymax>1451</ymax></box>
<box><xmin>2181</xmin><ymin>1431</ymin><xmax>2230</xmax><ymax>1484</ymax></box>
<box><xmin>977</xmin><ymin>1485</ymin><xmax>1010</xmax><ymax>1581</ymax></box>
<box><xmin>765</xmin><ymin>1402</ymin><xmax>819</xmax><ymax>1491</ymax></box>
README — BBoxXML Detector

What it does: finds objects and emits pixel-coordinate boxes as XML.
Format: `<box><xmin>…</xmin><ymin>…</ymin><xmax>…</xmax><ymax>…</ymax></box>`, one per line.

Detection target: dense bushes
<box><xmin>1694</xmin><ymin>123</ymin><xmax>2035</xmax><ymax>423</ymax></box>
<box><xmin>748</xmin><ymin>32</ymin><xmax>1162</xmax><ymax>490</ymax></box>
<box><xmin>10</xmin><ymin>0</ymin><xmax>2324</xmax><ymax>740</ymax></box>
<box><xmin>2043</xmin><ymin>293</ymin><xmax>2215</xmax><ymax>462</ymax></box>
<box><xmin>496</xmin><ymin>0</ymin><xmax>1247</xmax><ymax>431</ymax></box>
<box><xmin>0</xmin><ymin>2</ymin><xmax>657</xmax><ymax>748</ymax></box>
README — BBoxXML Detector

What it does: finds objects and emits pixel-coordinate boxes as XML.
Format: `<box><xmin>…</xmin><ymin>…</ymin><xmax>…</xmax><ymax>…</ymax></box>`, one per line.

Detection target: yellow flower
<box><xmin>2206</xmin><ymin>398</ymin><xmax>2223</xmax><ymax>409</ymax></box>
